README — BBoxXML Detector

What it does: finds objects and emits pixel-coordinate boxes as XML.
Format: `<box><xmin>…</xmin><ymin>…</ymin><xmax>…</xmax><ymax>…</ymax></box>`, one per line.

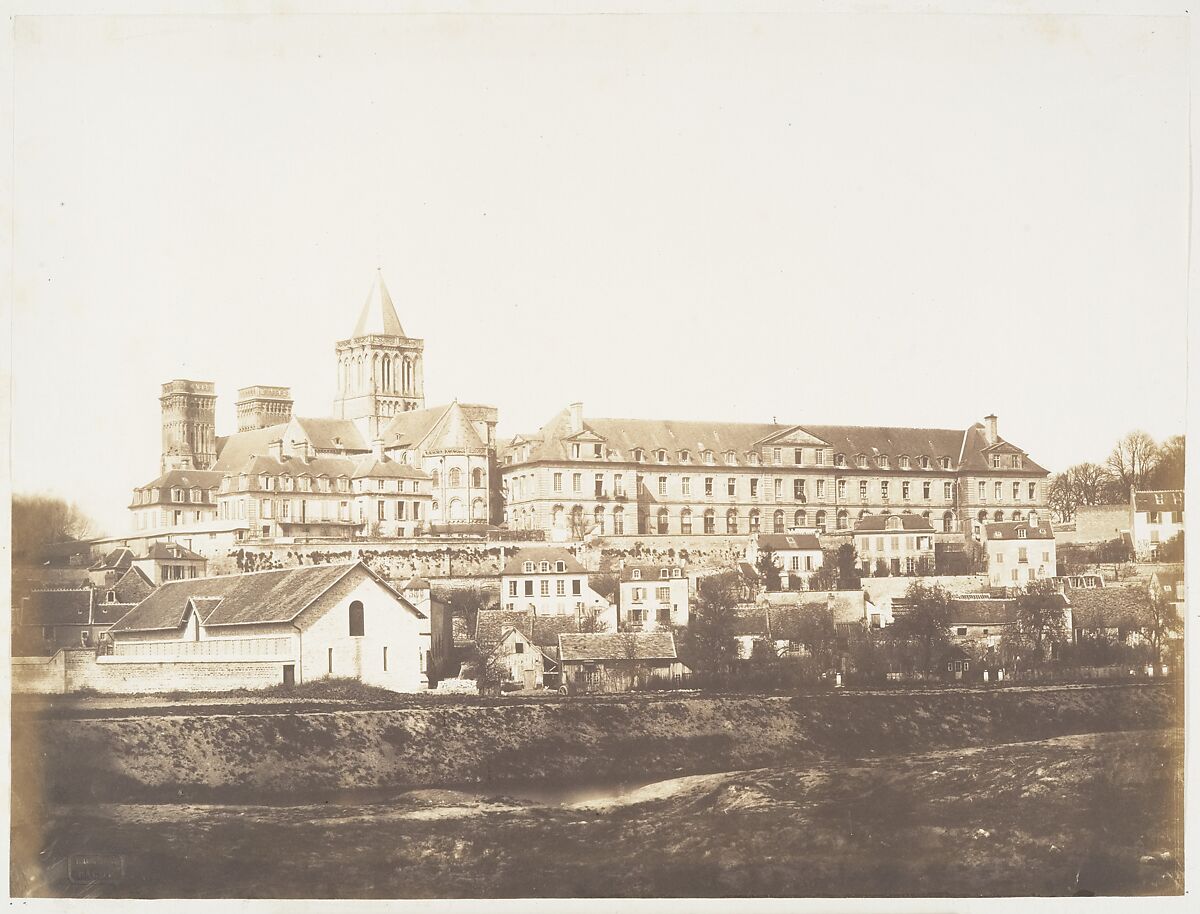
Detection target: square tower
<box><xmin>160</xmin><ymin>379</ymin><xmax>217</xmax><ymax>471</ymax></box>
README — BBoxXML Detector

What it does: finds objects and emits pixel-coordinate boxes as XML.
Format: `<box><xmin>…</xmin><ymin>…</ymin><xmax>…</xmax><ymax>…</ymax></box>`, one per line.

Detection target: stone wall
<box><xmin>11</xmin><ymin>649</ymin><xmax>291</xmax><ymax>695</ymax></box>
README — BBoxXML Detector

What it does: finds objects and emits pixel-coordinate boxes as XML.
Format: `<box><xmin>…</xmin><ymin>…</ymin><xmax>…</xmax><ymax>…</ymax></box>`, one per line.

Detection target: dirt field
<box><xmin>14</xmin><ymin>729</ymin><xmax>1182</xmax><ymax>898</ymax></box>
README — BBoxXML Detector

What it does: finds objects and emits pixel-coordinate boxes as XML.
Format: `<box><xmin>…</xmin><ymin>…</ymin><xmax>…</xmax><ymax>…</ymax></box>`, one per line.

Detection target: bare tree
<box><xmin>1107</xmin><ymin>431</ymin><xmax>1159</xmax><ymax>494</ymax></box>
<box><xmin>1014</xmin><ymin>579</ymin><xmax>1069</xmax><ymax>663</ymax></box>
<box><xmin>1145</xmin><ymin>592</ymin><xmax>1183</xmax><ymax>666</ymax></box>
<box><xmin>578</xmin><ymin>604</ymin><xmax>610</xmax><ymax>633</ymax></box>
<box><xmin>1147</xmin><ymin>434</ymin><xmax>1185</xmax><ymax>490</ymax></box>
<box><xmin>11</xmin><ymin>494</ymin><xmax>98</xmax><ymax>564</ymax></box>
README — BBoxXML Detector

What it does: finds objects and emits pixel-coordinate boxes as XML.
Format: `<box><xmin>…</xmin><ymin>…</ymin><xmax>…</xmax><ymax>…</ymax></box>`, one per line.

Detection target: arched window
<box><xmin>448</xmin><ymin>468</ymin><xmax>462</xmax><ymax>487</ymax></box>
<box><xmin>472</xmin><ymin>498</ymin><xmax>486</xmax><ymax>520</ymax></box>
<box><xmin>977</xmin><ymin>509</ymin><xmax>988</xmax><ymax>523</ymax></box>
<box><xmin>703</xmin><ymin>508</ymin><xmax>716</xmax><ymax>534</ymax></box>
<box><xmin>993</xmin><ymin>510</ymin><xmax>1004</xmax><ymax>522</ymax></box>
<box><xmin>680</xmin><ymin>508</ymin><xmax>693</xmax><ymax>534</ymax></box>
<box><xmin>471</xmin><ymin>468</ymin><xmax>484</xmax><ymax>488</ymax></box>
<box><xmin>431</xmin><ymin>469</ymin><xmax>441</xmax><ymax>487</ymax></box>
<box><xmin>943</xmin><ymin>511</ymin><xmax>955</xmax><ymax>533</ymax></box>
<box><xmin>594</xmin><ymin>505</ymin><xmax>605</xmax><ymax>533</ymax></box>
<box><xmin>836</xmin><ymin>509</ymin><xmax>849</xmax><ymax>530</ymax></box>
<box><xmin>773</xmin><ymin>510</ymin><xmax>785</xmax><ymax>533</ymax></box>
<box><xmin>795</xmin><ymin>509</ymin><xmax>806</xmax><ymax>528</ymax></box>
<box><xmin>348</xmin><ymin>600</ymin><xmax>365</xmax><ymax>637</ymax></box>
<box><xmin>657</xmin><ymin>508</ymin><xmax>669</xmax><ymax>534</ymax></box>
<box><xmin>815</xmin><ymin>510</ymin><xmax>827</xmax><ymax>533</ymax></box>
<box><xmin>749</xmin><ymin>509</ymin><xmax>760</xmax><ymax>533</ymax></box>
<box><xmin>612</xmin><ymin>506</ymin><xmax>625</xmax><ymax>534</ymax></box>
<box><xmin>726</xmin><ymin>508</ymin><xmax>738</xmax><ymax>534</ymax></box>
<box><xmin>449</xmin><ymin>498</ymin><xmax>466</xmax><ymax>521</ymax></box>
<box><xmin>1012</xmin><ymin>510</ymin><xmax>1023</xmax><ymax>522</ymax></box>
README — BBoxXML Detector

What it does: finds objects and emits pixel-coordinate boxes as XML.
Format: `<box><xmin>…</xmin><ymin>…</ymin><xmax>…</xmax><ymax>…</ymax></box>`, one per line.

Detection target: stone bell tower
<box><xmin>332</xmin><ymin>270</ymin><xmax>425</xmax><ymax>439</ymax></box>
<box><xmin>160</xmin><ymin>379</ymin><xmax>217</xmax><ymax>472</ymax></box>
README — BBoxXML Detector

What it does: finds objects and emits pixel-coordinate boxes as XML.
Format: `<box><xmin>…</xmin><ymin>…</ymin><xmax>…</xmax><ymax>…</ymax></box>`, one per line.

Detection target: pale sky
<box><xmin>9</xmin><ymin>5</ymin><xmax>1190</xmax><ymax>535</ymax></box>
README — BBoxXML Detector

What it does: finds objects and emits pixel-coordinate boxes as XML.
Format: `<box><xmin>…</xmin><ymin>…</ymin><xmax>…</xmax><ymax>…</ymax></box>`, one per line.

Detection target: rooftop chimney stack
<box><xmin>268</xmin><ymin>439</ymin><xmax>284</xmax><ymax>462</ymax></box>
<box><xmin>372</xmin><ymin>438</ymin><xmax>385</xmax><ymax>461</ymax></box>
<box><xmin>984</xmin><ymin>414</ymin><xmax>999</xmax><ymax>446</ymax></box>
<box><xmin>567</xmin><ymin>402</ymin><xmax>583</xmax><ymax>435</ymax></box>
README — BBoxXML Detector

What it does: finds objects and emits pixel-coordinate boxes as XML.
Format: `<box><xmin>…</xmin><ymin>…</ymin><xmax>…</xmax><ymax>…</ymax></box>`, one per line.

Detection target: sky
<box><xmin>9</xmin><ymin>6</ymin><xmax>1190</xmax><ymax>536</ymax></box>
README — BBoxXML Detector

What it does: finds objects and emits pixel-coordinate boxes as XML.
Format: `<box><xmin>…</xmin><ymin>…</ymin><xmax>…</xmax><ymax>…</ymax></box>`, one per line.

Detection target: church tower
<box><xmin>332</xmin><ymin>271</ymin><xmax>425</xmax><ymax>439</ymax></box>
<box><xmin>160</xmin><ymin>379</ymin><xmax>217</xmax><ymax>472</ymax></box>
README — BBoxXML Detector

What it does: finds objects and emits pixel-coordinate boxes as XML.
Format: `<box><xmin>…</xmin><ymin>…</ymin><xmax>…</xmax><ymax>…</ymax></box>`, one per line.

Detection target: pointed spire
<box><xmin>353</xmin><ymin>270</ymin><xmax>406</xmax><ymax>338</ymax></box>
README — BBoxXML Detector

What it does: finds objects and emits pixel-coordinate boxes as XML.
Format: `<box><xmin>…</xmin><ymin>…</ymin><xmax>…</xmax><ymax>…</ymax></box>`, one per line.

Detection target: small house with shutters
<box><xmin>982</xmin><ymin>514</ymin><xmax>1056</xmax><ymax>588</ymax></box>
<box><xmin>617</xmin><ymin>564</ymin><xmax>690</xmax><ymax>631</ymax></box>
<box><xmin>745</xmin><ymin>533</ymin><xmax>824</xmax><ymax>590</ymax></box>
<box><xmin>854</xmin><ymin>514</ymin><xmax>936</xmax><ymax>577</ymax></box>
<box><xmin>1129</xmin><ymin>489</ymin><xmax>1184</xmax><ymax>560</ymax></box>
<box><xmin>107</xmin><ymin>561</ymin><xmax>431</xmax><ymax>692</ymax></box>
<box><xmin>500</xmin><ymin>547</ymin><xmax>615</xmax><ymax>629</ymax></box>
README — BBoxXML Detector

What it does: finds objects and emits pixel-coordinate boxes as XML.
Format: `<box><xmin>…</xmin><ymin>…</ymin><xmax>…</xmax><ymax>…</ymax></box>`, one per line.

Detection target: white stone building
<box><xmin>982</xmin><ymin>515</ymin><xmax>1056</xmax><ymax>588</ymax></box>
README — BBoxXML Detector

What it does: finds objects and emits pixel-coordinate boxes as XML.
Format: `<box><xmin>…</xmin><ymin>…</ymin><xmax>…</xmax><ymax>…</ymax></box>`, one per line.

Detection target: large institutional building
<box><xmin>125</xmin><ymin>274</ymin><xmax>1051</xmax><ymax>549</ymax></box>
<box><xmin>500</xmin><ymin>405</ymin><xmax>1050</xmax><ymax>540</ymax></box>
<box><xmin>130</xmin><ymin>273</ymin><xmax>500</xmax><ymax>545</ymax></box>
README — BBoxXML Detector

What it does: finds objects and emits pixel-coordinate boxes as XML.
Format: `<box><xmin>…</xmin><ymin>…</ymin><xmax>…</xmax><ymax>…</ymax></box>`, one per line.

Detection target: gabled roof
<box><xmin>475</xmin><ymin>609</ymin><xmax>583</xmax><ymax>648</ymax></box>
<box><xmin>731</xmin><ymin>607</ymin><xmax>770</xmax><ymax>637</ymax></box>
<box><xmin>956</xmin><ymin>424</ymin><xmax>1048</xmax><ymax>475</ymax></box>
<box><xmin>382</xmin><ymin>405</ymin><xmax>449</xmax><ymax>449</ymax></box>
<box><xmin>89</xmin><ymin>547</ymin><xmax>134</xmax><ymax>572</ymax></box>
<box><xmin>1133</xmin><ymin>490</ymin><xmax>1185</xmax><ymax>512</ymax></box>
<box><xmin>291</xmin><ymin>417</ymin><xmax>368</xmax><ymax>452</ymax></box>
<box><xmin>558</xmin><ymin>631</ymin><xmax>677</xmax><ymax>661</ymax></box>
<box><xmin>502</xmin><ymin>547</ymin><xmax>586</xmax><ymax>576</ymax></box>
<box><xmin>790</xmin><ymin>425</ymin><xmax>964</xmax><ymax>468</ymax></box>
<box><xmin>352</xmin><ymin>270</ymin><xmax>406</xmax><ymax>337</ymax></box>
<box><xmin>755</xmin><ymin>533</ymin><xmax>822</xmax><ymax>552</ymax></box>
<box><xmin>619</xmin><ymin>564</ymin><xmax>686</xmax><ymax>583</ymax></box>
<box><xmin>983</xmin><ymin>520</ymin><xmax>1054</xmax><ymax>541</ymax></box>
<box><xmin>140</xmin><ymin>541</ymin><xmax>206</xmax><ymax>562</ymax></box>
<box><xmin>948</xmin><ymin>598</ymin><xmax>1019</xmax><ymax>625</ymax></box>
<box><xmin>111</xmin><ymin>567</ymin><xmax>155</xmax><ymax>604</ymax></box>
<box><xmin>211</xmin><ymin>424</ymin><xmax>291</xmax><ymax>472</ymax></box>
<box><xmin>133</xmin><ymin>469</ymin><xmax>225</xmax><ymax>494</ymax></box>
<box><xmin>351</xmin><ymin>456</ymin><xmax>429</xmax><ymax>479</ymax></box>
<box><xmin>110</xmin><ymin>561</ymin><xmax>422</xmax><ymax>633</ymax></box>
<box><xmin>1069</xmin><ymin>587</ymin><xmax>1152</xmax><ymax>630</ymax></box>
<box><xmin>854</xmin><ymin>514</ymin><xmax>935</xmax><ymax>533</ymax></box>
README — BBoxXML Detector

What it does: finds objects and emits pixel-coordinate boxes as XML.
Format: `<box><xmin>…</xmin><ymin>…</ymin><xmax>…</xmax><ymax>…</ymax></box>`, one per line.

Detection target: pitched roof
<box><xmin>854</xmin><ymin>514</ymin><xmax>935</xmax><ymax>532</ymax></box>
<box><xmin>947</xmin><ymin>598</ymin><xmax>1020</xmax><ymax>625</ymax></box>
<box><xmin>140</xmin><ymin>541</ymin><xmax>206</xmax><ymax>562</ymax></box>
<box><xmin>89</xmin><ymin>547</ymin><xmax>134</xmax><ymax>572</ymax></box>
<box><xmin>350</xmin><ymin>456</ymin><xmax>429</xmax><ymax>479</ymax></box>
<box><xmin>766</xmin><ymin>594</ymin><xmax>866</xmax><ymax>638</ymax></box>
<box><xmin>1133</xmin><ymin>490</ymin><xmax>1185</xmax><ymax>512</ymax></box>
<box><xmin>111</xmin><ymin>567</ymin><xmax>155</xmax><ymax>604</ymax></box>
<box><xmin>352</xmin><ymin>271</ymin><xmax>405</xmax><ymax>338</ymax></box>
<box><xmin>133</xmin><ymin>469</ymin><xmax>225</xmax><ymax>494</ymax></box>
<box><xmin>382</xmin><ymin>405</ymin><xmax>449</xmax><ymax>449</ymax></box>
<box><xmin>619</xmin><ymin>564</ymin><xmax>687</xmax><ymax>583</ymax></box>
<box><xmin>423</xmin><ymin>402</ymin><xmax>486</xmax><ymax>453</ymax></box>
<box><xmin>732</xmin><ymin>607</ymin><xmax>770</xmax><ymax>637</ymax></box>
<box><xmin>558</xmin><ymin>631</ymin><xmax>677</xmax><ymax>661</ymax></box>
<box><xmin>501</xmin><ymin>547</ymin><xmax>586</xmax><ymax>576</ymax></box>
<box><xmin>292</xmin><ymin>417</ymin><xmax>368</xmax><ymax>452</ymax></box>
<box><xmin>797</xmin><ymin>425</ymin><xmax>965</xmax><ymax>469</ymax></box>
<box><xmin>983</xmin><ymin>520</ymin><xmax>1054</xmax><ymax>541</ymax></box>
<box><xmin>755</xmin><ymin>533</ymin><xmax>822</xmax><ymax>552</ymax></box>
<box><xmin>1069</xmin><ymin>587</ymin><xmax>1153</xmax><ymax>630</ymax></box>
<box><xmin>475</xmin><ymin>609</ymin><xmax>582</xmax><ymax>648</ymax></box>
<box><xmin>211</xmin><ymin>424</ymin><xmax>291</xmax><ymax>472</ymax></box>
<box><xmin>110</xmin><ymin>562</ymin><xmax>421</xmax><ymax>633</ymax></box>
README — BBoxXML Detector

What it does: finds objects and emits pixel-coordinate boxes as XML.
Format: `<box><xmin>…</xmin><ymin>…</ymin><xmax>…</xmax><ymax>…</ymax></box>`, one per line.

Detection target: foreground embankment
<box><xmin>13</xmin><ymin>682</ymin><xmax>1178</xmax><ymax>803</ymax></box>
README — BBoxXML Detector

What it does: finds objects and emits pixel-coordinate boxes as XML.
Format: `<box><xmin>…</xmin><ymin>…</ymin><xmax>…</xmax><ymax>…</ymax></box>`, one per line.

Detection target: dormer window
<box><xmin>856</xmin><ymin>455</ymin><xmax>867</xmax><ymax>469</ymax></box>
<box><xmin>748</xmin><ymin>452</ymin><xmax>760</xmax><ymax>465</ymax></box>
<box><xmin>1017</xmin><ymin>529</ymin><xmax>1027</xmax><ymax>539</ymax></box>
<box><xmin>878</xmin><ymin>456</ymin><xmax>889</xmax><ymax>469</ymax></box>
<box><xmin>672</xmin><ymin>568</ymin><xmax>681</xmax><ymax>578</ymax></box>
<box><xmin>940</xmin><ymin>457</ymin><xmax>951</xmax><ymax>469</ymax></box>
<box><xmin>835</xmin><ymin>453</ymin><xmax>846</xmax><ymax>468</ymax></box>
<box><xmin>632</xmin><ymin>448</ymin><xmax>645</xmax><ymax>463</ymax></box>
<box><xmin>539</xmin><ymin>561</ymin><xmax>550</xmax><ymax>573</ymax></box>
<box><xmin>992</xmin><ymin>455</ymin><xmax>1002</xmax><ymax>469</ymax></box>
<box><xmin>660</xmin><ymin>569</ymin><xmax>670</xmax><ymax>579</ymax></box>
<box><xmin>886</xmin><ymin>516</ymin><xmax>902</xmax><ymax>530</ymax></box>
<box><xmin>919</xmin><ymin>456</ymin><xmax>930</xmax><ymax>469</ymax></box>
<box><xmin>555</xmin><ymin>561</ymin><xmax>566</xmax><ymax>572</ymax></box>
<box><xmin>172</xmin><ymin>488</ymin><xmax>184</xmax><ymax>502</ymax></box>
<box><xmin>631</xmin><ymin>569</ymin><xmax>641</xmax><ymax>580</ymax></box>
<box><xmin>522</xmin><ymin>561</ymin><xmax>534</xmax><ymax>573</ymax></box>
<box><xmin>704</xmin><ymin>450</ymin><xmax>715</xmax><ymax>465</ymax></box>
<box><xmin>1155</xmin><ymin>494</ymin><xmax>1164</xmax><ymax>505</ymax></box>
<box><xmin>572</xmin><ymin>443</ymin><xmax>581</xmax><ymax>458</ymax></box>
<box><xmin>899</xmin><ymin>456</ymin><xmax>910</xmax><ymax>469</ymax></box>
<box><xmin>655</xmin><ymin>449</ymin><xmax>667</xmax><ymax>463</ymax></box>
<box><xmin>723</xmin><ymin>450</ymin><xmax>736</xmax><ymax>465</ymax></box>
<box><xmin>106</xmin><ymin>590</ymin><xmax>116</xmax><ymax>603</ymax></box>
<box><xmin>679</xmin><ymin>450</ymin><xmax>691</xmax><ymax>464</ymax></box>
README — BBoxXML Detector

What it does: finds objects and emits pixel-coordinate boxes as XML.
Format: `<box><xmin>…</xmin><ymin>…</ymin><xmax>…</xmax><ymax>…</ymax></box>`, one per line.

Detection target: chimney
<box><xmin>984</xmin><ymin>414</ymin><xmax>998</xmax><ymax>446</ymax></box>
<box><xmin>268</xmin><ymin>439</ymin><xmax>283</xmax><ymax>462</ymax></box>
<box><xmin>372</xmin><ymin>438</ymin><xmax>385</xmax><ymax>461</ymax></box>
<box><xmin>567</xmin><ymin>402</ymin><xmax>583</xmax><ymax>434</ymax></box>
<box><xmin>1028</xmin><ymin>511</ymin><xmax>1038</xmax><ymax>527</ymax></box>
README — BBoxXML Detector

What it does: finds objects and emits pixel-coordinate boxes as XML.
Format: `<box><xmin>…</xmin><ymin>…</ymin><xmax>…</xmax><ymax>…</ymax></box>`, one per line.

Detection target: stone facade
<box><xmin>160</xmin><ymin>380</ymin><xmax>217</xmax><ymax>471</ymax></box>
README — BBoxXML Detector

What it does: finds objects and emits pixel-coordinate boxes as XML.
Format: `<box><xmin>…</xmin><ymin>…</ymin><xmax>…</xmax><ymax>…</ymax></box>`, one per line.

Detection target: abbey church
<box><xmin>130</xmin><ymin>273</ymin><xmax>500</xmax><ymax>546</ymax></box>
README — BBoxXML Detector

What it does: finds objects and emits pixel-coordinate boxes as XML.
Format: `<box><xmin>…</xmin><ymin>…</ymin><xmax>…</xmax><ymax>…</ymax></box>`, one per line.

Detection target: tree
<box><xmin>1097</xmin><ymin>538</ymin><xmax>1133</xmax><ymax>581</ymax></box>
<box><xmin>1158</xmin><ymin>531</ymin><xmax>1184</xmax><ymax>564</ymax></box>
<box><xmin>755</xmin><ymin>546</ymin><xmax>782</xmax><ymax>592</ymax></box>
<box><xmin>836</xmin><ymin>543</ymin><xmax>861</xmax><ymax>591</ymax></box>
<box><xmin>783</xmin><ymin>601</ymin><xmax>837</xmax><ymax>669</ymax></box>
<box><xmin>809</xmin><ymin>548</ymin><xmax>841</xmax><ymax>591</ymax></box>
<box><xmin>1048</xmin><ymin>462</ymin><xmax>1123</xmax><ymax>521</ymax></box>
<box><xmin>1145</xmin><ymin>592</ymin><xmax>1183</xmax><ymax>666</ymax></box>
<box><xmin>464</xmin><ymin>643</ymin><xmax>508</xmax><ymax>695</ymax></box>
<box><xmin>683</xmin><ymin>571</ymin><xmax>742</xmax><ymax>673</ymax></box>
<box><xmin>1014</xmin><ymin>579</ymin><xmax>1068</xmax><ymax>663</ymax></box>
<box><xmin>889</xmin><ymin>580</ymin><xmax>952</xmax><ymax>673</ymax></box>
<box><xmin>11</xmin><ymin>494</ymin><xmax>97</xmax><ymax>565</ymax></box>
<box><xmin>442</xmin><ymin>584</ymin><xmax>497</xmax><ymax>637</ymax></box>
<box><xmin>1107</xmin><ymin>431</ymin><xmax>1159</xmax><ymax>494</ymax></box>
<box><xmin>1147</xmin><ymin>434</ymin><xmax>1185</xmax><ymax>490</ymax></box>
<box><xmin>873</xmin><ymin>559</ymin><xmax>890</xmax><ymax>578</ymax></box>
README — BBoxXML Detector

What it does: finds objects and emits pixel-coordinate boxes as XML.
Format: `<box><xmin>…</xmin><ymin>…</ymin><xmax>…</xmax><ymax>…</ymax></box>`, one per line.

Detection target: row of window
<box><xmin>993</xmin><ymin>549</ymin><xmax>1052</xmax><ymax>564</ymax></box>
<box><xmin>217</xmin><ymin>497</ymin><xmax>425</xmax><ymax>523</ymax></box>
<box><xmin>560</xmin><ymin>444</ymin><xmax>962</xmax><ymax>471</ymax></box>
<box><xmin>628</xmin><ymin>568</ymin><xmax>683</xmax><ymax>580</ymax></box>
<box><xmin>228</xmin><ymin>474</ymin><xmax>422</xmax><ymax>495</ymax></box>
<box><xmin>508</xmin><ymin>578</ymin><xmax>585</xmax><ymax>597</ymax></box>
<box><xmin>629</xmin><ymin>586</ymin><xmax>674</xmax><ymax>603</ymax></box>
<box><xmin>858</xmin><ymin>536</ymin><xmax>936</xmax><ymax>554</ymax></box>
<box><xmin>430</xmin><ymin>467</ymin><xmax>485</xmax><ymax>489</ymax></box>
<box><xmin>976</xmin><ymin>481</ymin><xmax>1039</xmax><ymax>502</ymax></box>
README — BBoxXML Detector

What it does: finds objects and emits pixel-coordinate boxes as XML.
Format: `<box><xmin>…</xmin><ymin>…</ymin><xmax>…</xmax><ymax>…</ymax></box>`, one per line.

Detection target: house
<box><xmin>757</xmin><ymin>590</ymin><xmax>875</xmax><ymax>656</ymax></box>
<box><xmin>617</xmin><ymin>564</ymin><xmax>690</xmax><ymax>631</ymax></box>
<box><xmin>1129</xmin><ymin>489</ymin><xmax>1184</xmax><ymax>560</ymax></box>
<box><xmin>558</xmin><ymin>631</ymin><xmax>687</xmax><ymax>693</ymax></box>
<box><xmin>499</xmin><ymin>546</ymin><xmax>616</xmax><ymax>629</ymax></box>
<box><xmin>862</xmin><ymin>574</ymin><xmax>989</xmax><ymax>628</ymax></box>
<box><xmin>14</xmin><ymin>564</ymin><xmax>155</xmax><ymax>656</ymax></box>
<box><xmin>982</xmin><ymin>514</ymin><xmax>1056</xmax><ymax>588</ymax></box>
<box><xmin>853</xmin><ymin>514</ymin><xmax>936</xmax><ymax>577</ymax></box>
<box><xmin>133</xmin><ymin>541</ymin><xmax>209</xmax><ymax>584</ymax></box>
<box><xmin>474</xmin><ymin>609</ymin><xmax>584</xmax><ymax>689</ymax></box>
<box><xmin>1069</xmin><ymin>587</ymin><xmax>1154</xmax><ymax>646</ymax></box>
<box><xmin>1149</xmin><ymin>569</ymin><xmax>1185</xmax><ymax>614</ymax></box>
<box><xmin>106</xmin><ymin>561</ymin><xmax>431</xmax><ymax>692</ymax></box>
<box><xmin>731</xmin><ymin>606</ymin><xmax>772</xmax><ymax>660</ymax></box>
<box><xmin>746</xmin><ymin>533</ymin><xmax>823</xmax><ymax>590</ymax></box>
<box><xmin>945</xmin><ymin>597</ymin><xmax>1021</xmax><ymax>650</ymax></box>
<box><xmin>501</xmin><ymin>406</ymin><xmax>1049</xmax><ymax>538</ymax></box>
